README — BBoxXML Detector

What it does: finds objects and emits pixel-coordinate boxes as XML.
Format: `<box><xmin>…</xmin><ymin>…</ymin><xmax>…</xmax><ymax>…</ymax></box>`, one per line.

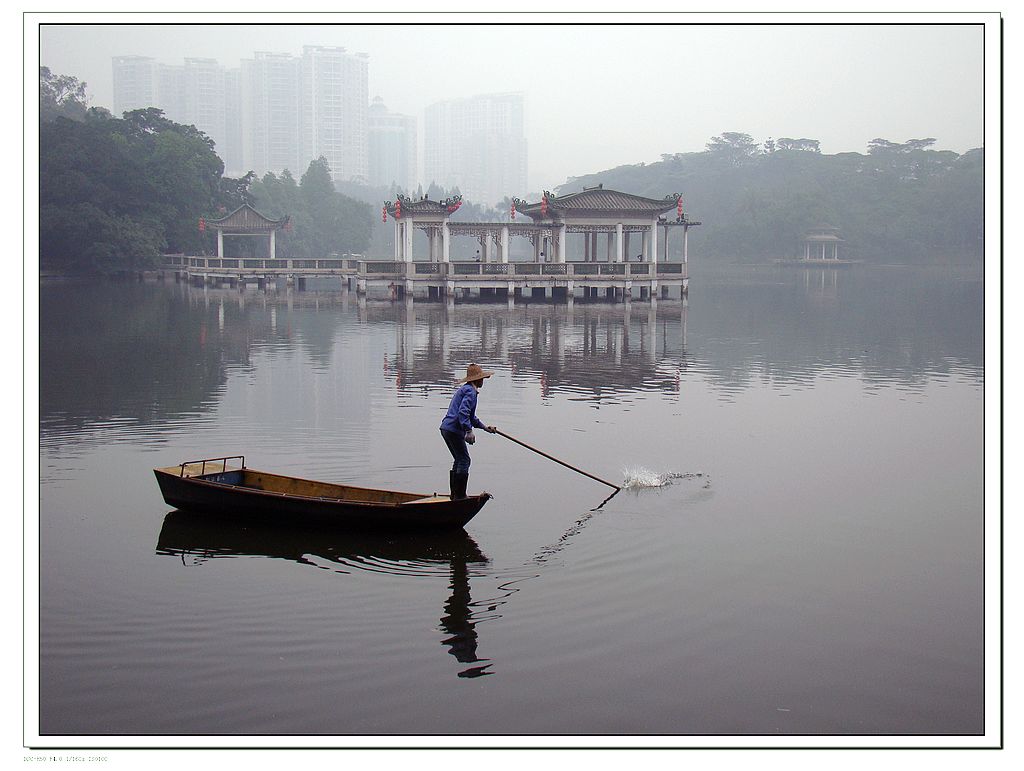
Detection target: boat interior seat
<box><xmin>402</xmin><ymin>495</ymin><xmax>450</xmax><ymax>505</ymax></box>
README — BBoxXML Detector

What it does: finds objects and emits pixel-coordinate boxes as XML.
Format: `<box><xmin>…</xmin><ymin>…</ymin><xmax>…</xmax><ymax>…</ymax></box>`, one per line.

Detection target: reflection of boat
<box><xmin>156</xmin><ymin>509</ymin><xmax>494</xmax><ymax>677</ymax></box>
<box><xmin>154</xmin><ymin>457</ymin><xmax>491</xmax><ymax>530</ymax></box>
<box><xmin>155</xmin><ymin>509</ymin><xmax>488</xmax><ymax>567</ymax></box>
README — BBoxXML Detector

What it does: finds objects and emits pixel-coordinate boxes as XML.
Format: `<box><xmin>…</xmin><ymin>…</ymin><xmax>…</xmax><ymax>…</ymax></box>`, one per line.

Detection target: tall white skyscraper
<box><xmin>183</xmin><ymin>58</ymin><xmax>228</xmax><ymax>158</ymax></box>
<box><xmin>113</xmin><ymin>55</ymin><xmax>237</xmax><ymax>173</ymax></box>
<box><xmin>111</xmin><ymin>56</ymin><xmax>157</xmax><ymax>116</ymax></box>
<box><xmin>223</xmin><ymin>68</ymin><xmax>243</xmax><ymax>176</ymax></box>
<box><xmin>112</xmin><ymin>44</ymin><xmax>373</xmax><ymax>185</ymax></box>
<box><xmin>299</xmin><ymin>45</ymin><xmax>369</xmax><ymax>184</ymax></box>
<box><xmin>241</xmin><ymin>52</ymin><xmax>301</xmax><ymax>178</ymax></box>
<box><xmin>424</xmin><ymin>92</ymin><xmax>527</xmax><ymax>207</ymax></box>
<box><xmin>368</xmin><ymin>96</ymin><xmax>417</xmax><ymax>192</ymax></box>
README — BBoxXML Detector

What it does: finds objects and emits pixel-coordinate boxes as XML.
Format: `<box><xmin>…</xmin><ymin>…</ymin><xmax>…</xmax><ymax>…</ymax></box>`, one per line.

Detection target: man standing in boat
<box><xmin>440</xmin><ymin>363</ymin><xmax>497</xmax><ymax>500</ymax></box>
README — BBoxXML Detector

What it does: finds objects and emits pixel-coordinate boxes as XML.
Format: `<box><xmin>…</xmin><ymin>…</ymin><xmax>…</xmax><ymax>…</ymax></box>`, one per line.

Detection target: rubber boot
<box><xmin>449</xmin><ymin>470</ymin><xmax>458</xmax><ymax>500</ymax></box>
<box><xmin>453</xmin><ymin>473</ymin><xmax>469</xmax><ymax>500</ymax></box>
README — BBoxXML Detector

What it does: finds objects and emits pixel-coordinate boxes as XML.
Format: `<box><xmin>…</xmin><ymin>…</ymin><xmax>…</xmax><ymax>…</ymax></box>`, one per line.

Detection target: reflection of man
<box><xmin>439</xmin><ymin>560</ymin><xmax>492</xmax><ymax>678</ymax></box>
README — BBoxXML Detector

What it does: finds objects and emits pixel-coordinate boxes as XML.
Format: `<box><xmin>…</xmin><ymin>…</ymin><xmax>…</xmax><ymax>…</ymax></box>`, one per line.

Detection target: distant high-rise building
<box><xmin>223</xmin><ymin>68</ymin><xmax>243</xmax><ymax>176</ymax></box>
<box><xmin>299</xmin><ymin>45</ymin><xmax>369</xmax><ymax>184</ymax></box>
<box><xmin>155</xmin><ymin>64</ymin><xmax>186</xmax><ymax>124</ymax></box>
<box><xmin>111</xmin><ymin>55</ymin><xmax>157</xmax><ymax>116</ymax></box>
<box><xmin>113</xmin><ymin>55</ymin><xmax>239</xmax><ymax>175</ymax></box>
<box><xmin>368</xmin><ymin>96</ymin><xmax>417</xmax><ymax>193</ymax></box>
<box><xmin>183</xmin><ymin>58</ymin><xmax>228</xmax><ymax>160</ymax></box>
<box><xmin>112</xmin><ymin>44</ymin><xmax>373</xmax><ymax>185</ymax></box>
<box><xmin>424</xmin><ymin>92</ymin><xmax>527</xmax><ymax>207</ymax></box>
<box><xmin>241</xmin><ymin>52</ymin><xmax>301</xmax><ymax>178</ymax></box>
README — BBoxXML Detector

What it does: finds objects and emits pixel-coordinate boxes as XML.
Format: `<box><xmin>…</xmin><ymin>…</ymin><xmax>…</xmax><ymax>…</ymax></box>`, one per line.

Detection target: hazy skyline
<box><xmin>39</xmin><ymin>21</ymin><xmax>985</xmax><ymax>193</ymax></box>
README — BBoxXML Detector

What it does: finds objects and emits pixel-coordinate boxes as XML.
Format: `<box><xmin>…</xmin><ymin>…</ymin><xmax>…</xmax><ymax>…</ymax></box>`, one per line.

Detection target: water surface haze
<box><xmin>38</xmin><ymin>264</ymin><xmax>984</xmax><ymax>737</ymax></box>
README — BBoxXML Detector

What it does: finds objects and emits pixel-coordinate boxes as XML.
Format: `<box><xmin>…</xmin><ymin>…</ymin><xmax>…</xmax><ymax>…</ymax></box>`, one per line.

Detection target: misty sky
<box><xmin>39</xmin><ymin>21</ymin><xmax>985</xmax><ymax>193</ymax></box>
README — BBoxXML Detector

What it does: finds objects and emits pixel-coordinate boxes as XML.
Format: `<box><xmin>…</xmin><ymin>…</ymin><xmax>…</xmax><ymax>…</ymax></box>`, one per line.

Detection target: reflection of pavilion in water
<box><xmin>155</xmin><ymin>511</ymin><xmax>494</xmax><ymax>678</ymax></box>
<box><xmin>377</xmin><ymin>299</ymin><xmax>690</xmax><ymax>400</ymax></box>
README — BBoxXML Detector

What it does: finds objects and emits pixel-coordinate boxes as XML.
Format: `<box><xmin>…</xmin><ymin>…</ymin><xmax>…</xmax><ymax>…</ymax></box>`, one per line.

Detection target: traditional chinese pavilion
<box><xmin>204</xmin><ymin>204</ymin><xmax>291</xmax><ymax>260</ymax></box>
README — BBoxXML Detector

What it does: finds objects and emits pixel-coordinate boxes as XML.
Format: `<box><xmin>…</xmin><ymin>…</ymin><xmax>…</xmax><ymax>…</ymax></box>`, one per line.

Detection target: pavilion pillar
<box><xmin>217</xmin><ymin>229</ymin><xmax>224</xmax><ymax>259</ymax></box>
<box><xmin>584</xmin><ymin>231</ymin><xmax>590</xmax><ymax>261</ymax></box>
<box><xmin>650</xmin><ymin>219</ymin><xmax>658</xmax><ymax>265</ymax></box>
<box><xmin>442</xmin><ymin>221</ymin><xmax>450</xmax><ymax>263</ymax></box>
<box><xmin>500</xmin><ymin>226</ymin><xmax>509</xmax><ymax>263</ymax></box>
<box><xmin>642</xmin><ymin>230</ymin><xmax>650</xmax><ymax>262</ymax></box>
<box><xmin>270</xmin><ymin>229</ymin><xmax>277</xmax><ymax>260</ymax></box>
<box><xmin>405</xmin><ymin>220</ymin><xmax>414</xmax><ymax>262</ymax></box>
<box><xmin>534</xmin><ymin>235</ymin><xmax>542</xmax><ymax>262</ymax></box>
<box><xmin>394</xmin><ymin>220</ymin><xmax>401</xmax><ymax>260</ymax></box>
<box><xmin>683</xmin><ymin>226</ymin><xmax>689</xmax><ymax>264</ymax></box>
<box><xmin>591</xmin><ymin>232</ymin><xmax>598</xmax><ymax>262</ymax></box>
<box><xmin>615</xmin><ymin>223</ymin><xmax>624</xmax><ymax>263</ymax></box>
<box><xmin>606</xmin><ymin>232</ymin><xmax>613</xmax><ymax>262</ymax></box>
<box><xmin>623</xmin><ymin>231</ymin><xmax>631</xmax><ymax>263</ymax></box>
<box><xmin>484</xmin><ymin>232</ymin><xmax>492</xmax><ymax>263</ymax></box>
<box><xmin>558</xmin><ymin>224</ymin><xmax>567</xmax><ymax>263</ymax></box>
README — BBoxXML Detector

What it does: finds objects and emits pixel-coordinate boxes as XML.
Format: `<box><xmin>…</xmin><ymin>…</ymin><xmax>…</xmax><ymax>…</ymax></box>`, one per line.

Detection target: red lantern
<box><xmin>677</xmin><ymin>196</ymin><xmax>683</xmax><ymax>218</ymax></box>
<box><xmin>510</xmin><ymin>202</ymin><xmax>516</xmax><ymax>220</ymax></box>
<box><xmin>382</xmin><ymin>205</ymin><xmax>387</xmax><ymax>222</ymax></box>
<box><xmin>395</xmin><ymin>199</ymin><xmax>401</xmax><ymax>219</ymax></box>
<box><xmin>198</xmin><ymin>217</ymin><xmax>206</xmax><ymax>232</ymax></box>
<box><xmin>541</xmin><ymin>193</ymin><xmax>548</xmax><ymax>217</ymax></box>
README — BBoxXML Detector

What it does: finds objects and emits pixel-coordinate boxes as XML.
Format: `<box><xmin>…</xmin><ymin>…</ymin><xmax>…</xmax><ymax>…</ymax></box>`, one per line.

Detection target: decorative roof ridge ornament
<box><xmin>441</xmin><ymin>194</ymin><xmax>463</xmax><ymax>214</ymax></box>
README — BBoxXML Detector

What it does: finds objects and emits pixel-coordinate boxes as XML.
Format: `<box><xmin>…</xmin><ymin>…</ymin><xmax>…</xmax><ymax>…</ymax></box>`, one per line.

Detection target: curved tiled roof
<box><xmin>206</xmin><ymin>204</ymin><xmax>289</xmax><ymax>232</ymax></box>
<box><xmin>385</xmin><ymin>194</ymin><xmax>463</xmax><ymax>217</ymax></box>
<box><xmin>518</xmin><ymin>187</ymin><xmax>680</xmax><ymax>218</ymax></box>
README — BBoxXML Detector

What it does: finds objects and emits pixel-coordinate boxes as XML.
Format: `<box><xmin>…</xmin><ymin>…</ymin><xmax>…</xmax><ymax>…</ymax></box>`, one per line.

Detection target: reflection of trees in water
<box><xmin>41</xmin><ymin>280</ymin><xmax>232</xmax><ymax>434</ymax></box>
<box><xmin>40</xmin><ymin>281</ymin><xmax>353</xmax><ymax>437</ymax></box>
<box><xmin>41</xmin><ymin>268</ymin><xmax>983</xmax><ymax>441</ymax></box>
<box><xmin>687</xmin><ymin>267</ymin><xmax>984</xmax><ymax>393</ymax></box>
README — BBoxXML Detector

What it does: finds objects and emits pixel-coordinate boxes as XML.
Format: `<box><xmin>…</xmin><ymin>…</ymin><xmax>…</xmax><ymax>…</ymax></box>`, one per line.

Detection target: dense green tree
<box><xmin>39</xmin><ymin>66</ymin><xmax>88</xmax><ymax>122</ymax></box>
<box><xmin>706</xmin><ymin>132</ymin><xmax>761</xmax><ymax>165</ymax></box>
<box><xmin>39</xmin><ymin>69</ymin><xmax>264</xmax><ymax>273</ymax></box>
<box><xmin>561</xmin><ymin>132</ymin><xmax>983</xmax><ymax>265</ymax></box>
<box><xmin>776</xmin><ymin>138</ymin><xmax>821</xmax><ymax>153</ymax></box>
<box><xmin>248</xmin><ymin>158</ymin><xmax>371</xmax><ymax>259</ymax></box>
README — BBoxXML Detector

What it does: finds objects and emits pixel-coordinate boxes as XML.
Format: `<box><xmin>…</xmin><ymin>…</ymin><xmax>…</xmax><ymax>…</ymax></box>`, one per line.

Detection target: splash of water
<box><xmin>621</xmin><ymin>466</ymin><xmax>707</xmax><ymax>490</ymax></box>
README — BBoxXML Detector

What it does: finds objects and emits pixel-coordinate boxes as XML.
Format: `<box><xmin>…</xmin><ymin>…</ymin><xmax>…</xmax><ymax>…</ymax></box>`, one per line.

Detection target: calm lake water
<box><xmin>37</xmin><ymin>264</ymin><xmax>985</xmax><ymax>739</ymax></box>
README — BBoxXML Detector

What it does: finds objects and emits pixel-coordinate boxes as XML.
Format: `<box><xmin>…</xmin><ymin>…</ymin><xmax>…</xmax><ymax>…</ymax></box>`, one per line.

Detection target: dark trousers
<box><xmin>441</xmin><ymin>429</ymin><xmax>471</xmax><ymax>474</ymax></box>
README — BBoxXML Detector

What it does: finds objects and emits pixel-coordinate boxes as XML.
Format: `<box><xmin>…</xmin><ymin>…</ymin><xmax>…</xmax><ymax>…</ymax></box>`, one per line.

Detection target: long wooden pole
<box><xmin>494</xmin><ymin>429</ymin><xmax>621</xmax><ymax>492</ymax></box>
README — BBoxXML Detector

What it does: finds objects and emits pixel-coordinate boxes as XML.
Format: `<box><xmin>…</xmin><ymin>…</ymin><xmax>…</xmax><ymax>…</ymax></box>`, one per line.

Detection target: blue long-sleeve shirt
<box><xmin>440</xmin><ymin>383</ymin><xmax>486</xmax><ymax>434</ymax></box>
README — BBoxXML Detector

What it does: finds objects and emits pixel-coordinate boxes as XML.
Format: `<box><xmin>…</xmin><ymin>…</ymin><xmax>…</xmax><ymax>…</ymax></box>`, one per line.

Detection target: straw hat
<box><xmin>455</xmin><ymin>363</ymin><xmax>494</xmax><ymax>384</ymax></box>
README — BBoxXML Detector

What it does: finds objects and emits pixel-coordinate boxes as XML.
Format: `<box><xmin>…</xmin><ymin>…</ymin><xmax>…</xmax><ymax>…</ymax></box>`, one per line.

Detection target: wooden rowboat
<box><xmin>154</xmin><ymin>456</ymin><xmax>491</xmax><ymax>530</ymax></box>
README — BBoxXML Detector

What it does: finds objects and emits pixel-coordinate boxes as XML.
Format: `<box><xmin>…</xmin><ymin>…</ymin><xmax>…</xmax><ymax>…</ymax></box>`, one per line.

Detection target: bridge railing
<box><xmin>163</xmin><ymin>256</ymin><xmax>686</xmax><ymax>280</ymax></box>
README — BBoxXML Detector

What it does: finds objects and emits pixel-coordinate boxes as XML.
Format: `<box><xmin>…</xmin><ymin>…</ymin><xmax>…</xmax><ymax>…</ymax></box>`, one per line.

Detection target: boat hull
<box><xmin>154</xmin><ymin>467</ymin><xmax>490</xmax><ymax>531</ymax></box>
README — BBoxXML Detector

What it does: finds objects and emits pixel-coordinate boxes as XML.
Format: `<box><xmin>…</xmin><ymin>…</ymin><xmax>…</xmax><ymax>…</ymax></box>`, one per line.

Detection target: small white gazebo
<box><xmin>803</xmin><ymin>225</ymin><xmax>844</xmax><ymax>261</ymax></box>
<box><xmin>205</xmin><ymin>204</ymin><xmax>291</xmax><ymax>259</ymax></box>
